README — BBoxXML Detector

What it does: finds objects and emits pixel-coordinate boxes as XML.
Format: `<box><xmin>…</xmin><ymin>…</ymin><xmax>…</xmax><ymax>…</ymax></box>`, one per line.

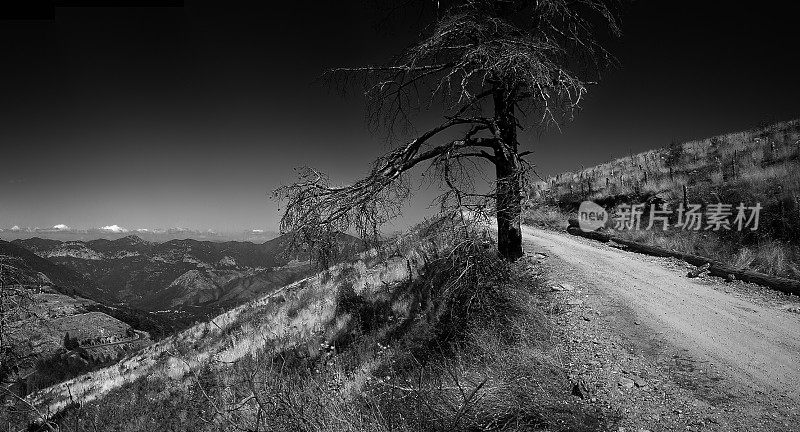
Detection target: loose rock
<box><xmin>571</xmin><ymin>377</ymin><xmax>594</xmax><ymax>399</ymax></box>
<box><xmin>687</xmin><ymin>262</ymin><xmax>711</xmax><ymax>278</ymax></box>
<box><xmin>619</xmin><ymin>377</ymin><xmax>635</xmax><ymax>389</ymax></box>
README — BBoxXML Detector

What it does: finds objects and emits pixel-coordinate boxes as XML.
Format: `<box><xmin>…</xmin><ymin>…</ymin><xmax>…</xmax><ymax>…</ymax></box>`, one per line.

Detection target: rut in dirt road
<box><xmin>522</xmin><ymin>226</ymin><xmax>800</xmax><ymax>403</ymax></box>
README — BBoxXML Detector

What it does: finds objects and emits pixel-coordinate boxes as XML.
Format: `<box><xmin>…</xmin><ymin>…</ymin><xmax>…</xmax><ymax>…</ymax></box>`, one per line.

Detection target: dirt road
<box><xmin>81</xmin><ymin>329</ymin><xmax>145</xmax><ymax>350</ymax></box>
<box><xmin>521</xmin><ymin>226</ymin><xmax>800</xmax><ymax>404</ymax></box>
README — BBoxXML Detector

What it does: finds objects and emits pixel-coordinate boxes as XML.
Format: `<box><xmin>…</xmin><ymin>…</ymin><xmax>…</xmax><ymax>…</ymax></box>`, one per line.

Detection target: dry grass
<box><xmin>521</xmin><ymin>202</ymin><xmax>571</xmax><ymax>230</ymax></box>
<box><xmin>10</xmin><ymin>222</ymin><xmax>436</xmax><ymax>429</ymax></box>
<box><xmin>525</xmin><ymin>119</ymin><xmax>800</xmax><ymax>279</ymax></box>
<box><xmin>14</xmin><ymin>216</ymin><xmax>615</xmax><ymax>431</ymax></box>
<box><xmin>531</xmin><ymin>119</ymin><xmax>800</xmax><ymax>203</ymax></box>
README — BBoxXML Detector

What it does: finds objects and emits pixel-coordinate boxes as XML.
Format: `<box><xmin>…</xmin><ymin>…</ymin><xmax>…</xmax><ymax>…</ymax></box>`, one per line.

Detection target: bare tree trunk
<box><xmin>494</xmin><ymin>88</ymin><xmax>524</xmax><ymax>261</ymax></box>
<box><xmin>496</xmin><ymin>159</ymin><xmax>524</xmax><ymax>260</ymax></box>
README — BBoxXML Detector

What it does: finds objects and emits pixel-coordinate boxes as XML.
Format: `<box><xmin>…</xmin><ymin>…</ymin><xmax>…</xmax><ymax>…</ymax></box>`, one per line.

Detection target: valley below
<box><xmin>12</xmin><ymin>233</ymin><xmax>331</xmax><ymax>314</ymax></box>
<box><xmin>0</xmin><ymin>232</ymin><xmax>360</xmax><ymax>405</ymax></box>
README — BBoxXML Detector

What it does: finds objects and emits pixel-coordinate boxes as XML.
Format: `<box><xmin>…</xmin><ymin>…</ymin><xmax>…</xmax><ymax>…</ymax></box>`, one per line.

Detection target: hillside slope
<box><xmin>18</xmin><ymin>219</ymin><xmax>604</xmax><ymax>432</ymax></box>
<box><xmin>0</xmin><ymin>240</ymin><xmax>110</xmax><ymax>302</ymax></box>
<box><xmin>533</xmin><ymin>119</ymin><xmax>800</xmax><ymax>204</ymax></box>
<box><xmin>528</xmin><ymin>119</ymin><xmax>800</xmax><ymax>279</ymax></box>
<box><xmin>0</xmin><ymin>285</ymin><xmax>149</xmax><ymax>399</ymax></box>
<box><xmin>25</xmin><ymin>229</ymin><xmax>433</xmax><ymax>418</ymax></box>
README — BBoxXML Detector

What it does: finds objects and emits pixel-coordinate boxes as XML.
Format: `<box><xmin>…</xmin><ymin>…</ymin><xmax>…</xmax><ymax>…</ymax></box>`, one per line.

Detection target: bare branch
<box><xmin>276</xmin><ymin>0</ymin><xmax>623</xmax><ymax>261</ymax></box>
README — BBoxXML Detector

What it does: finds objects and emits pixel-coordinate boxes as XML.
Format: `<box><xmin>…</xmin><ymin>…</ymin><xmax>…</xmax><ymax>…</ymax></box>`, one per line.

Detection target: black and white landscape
<box><xmin>1</xmin><ymin>1</ymin><xmax>799</xmax><ymax>431</ymax></box>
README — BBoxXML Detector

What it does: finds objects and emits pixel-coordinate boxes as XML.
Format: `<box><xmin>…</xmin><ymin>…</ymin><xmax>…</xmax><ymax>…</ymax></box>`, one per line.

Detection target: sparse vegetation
<box><xmin>62</xmin><ymin>334</ymin><xmax>78</xmax><ymax>351</ymax></box>
<box><xmin>15</xmin><ymin>216</ymin><xmax>617</xmax><ymax>431</ymax></box>
<box><xmin>1</xmin><ymin>256</ymin><xmax>33</xmax><ymax>384</ymax></box>
<box><xmin>526</xmin><ymin>119</ymin><xmax>800</xmax><ymax>279</ymax></box>
<box><xmin>26</xmin><ymin>349</ymin><xmax>121</xmax><ymax>397</ymax></box>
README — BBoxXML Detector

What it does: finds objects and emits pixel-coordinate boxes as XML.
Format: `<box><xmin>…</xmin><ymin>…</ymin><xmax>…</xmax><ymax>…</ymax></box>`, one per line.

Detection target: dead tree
<box><xmin>275</xmin><ymin>0</ymin><xmax>623</xmax><ymax>261</ymax></box>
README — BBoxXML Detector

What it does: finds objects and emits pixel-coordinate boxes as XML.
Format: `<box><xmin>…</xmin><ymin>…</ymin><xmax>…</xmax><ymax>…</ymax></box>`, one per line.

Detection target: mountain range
<box><xmin>0</xmin><ymin>231</ymin><xmax>362</xmax><ymax>394</ymax></box>
<box><xmin>8</xmin><ymin>232</ymin><xmax>361</xmax><ymax>315</ymax></box>
<box><xmin>0</xmin><ymin>226</ymin><xmax>280</xmax><ymax>243</ymax></box>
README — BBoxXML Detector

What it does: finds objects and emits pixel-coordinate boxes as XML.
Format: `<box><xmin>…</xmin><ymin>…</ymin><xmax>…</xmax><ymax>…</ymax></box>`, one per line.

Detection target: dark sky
<box><xmin>1</xmin><ymin>1</ymin><xmax>798</xmax><ymax>235</ymax></box>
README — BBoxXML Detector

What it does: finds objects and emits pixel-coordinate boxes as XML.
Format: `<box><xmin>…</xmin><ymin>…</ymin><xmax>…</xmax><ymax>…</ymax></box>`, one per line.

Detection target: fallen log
<box><xmin>565</xmin><ymin>226</ymin><xmax>800</xmax><ymax>296</ymax></box>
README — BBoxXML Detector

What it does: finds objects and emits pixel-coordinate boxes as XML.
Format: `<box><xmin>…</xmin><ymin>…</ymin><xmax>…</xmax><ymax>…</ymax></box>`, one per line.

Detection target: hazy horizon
<box><xmin>0</xmin><ymin>225</ymin><xmax>281</xmax><ymax>243</ymax></box>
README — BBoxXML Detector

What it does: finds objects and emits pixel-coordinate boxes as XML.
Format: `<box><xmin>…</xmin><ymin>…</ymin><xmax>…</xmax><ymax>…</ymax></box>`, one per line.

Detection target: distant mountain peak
<box><xmin>117</xmin><ymin>234</ymin><xmax>146</xmax><ymax>244</ymax></box>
